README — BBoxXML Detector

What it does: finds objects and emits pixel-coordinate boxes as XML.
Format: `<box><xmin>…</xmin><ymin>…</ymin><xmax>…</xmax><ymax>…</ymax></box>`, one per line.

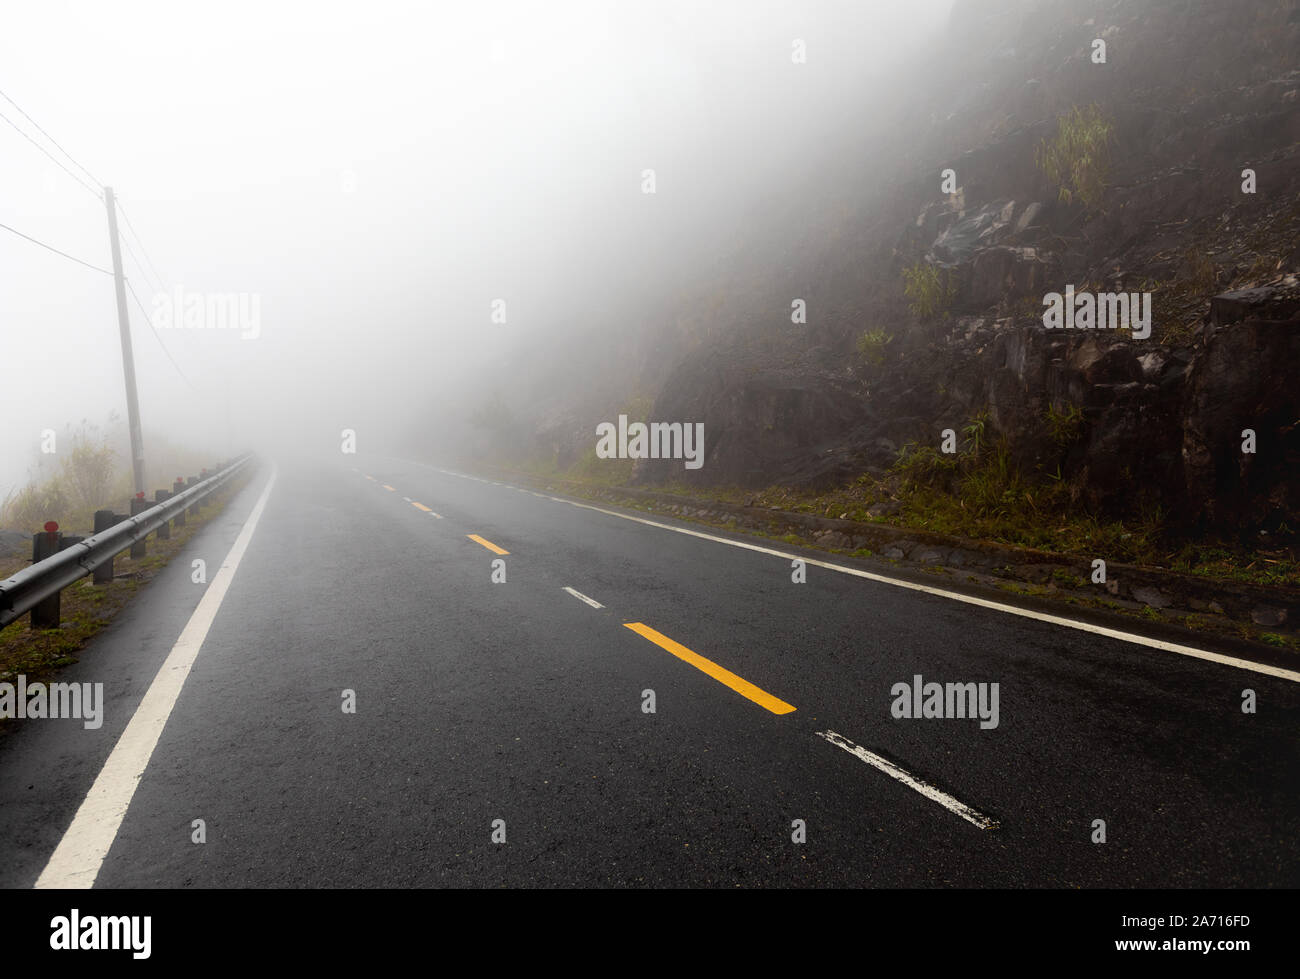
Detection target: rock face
<box><xmin>1182</xmin><ymin>304</ymin><xmax>1300</xmax><ymax>531</ymax></box>
<box><xmin>629</xmin><ymin>0</ymin><xmax>1300</xmax><ymax>536</ymax></box>
<box><xmin>642</xmin><ymin>351</ymin><xmax>880</xmax><ymax>488</ymax></box>
<box><xmin>492</xmin><ymin>2</ymin><xmax>1300</xmax><ymax>540</ymax></box>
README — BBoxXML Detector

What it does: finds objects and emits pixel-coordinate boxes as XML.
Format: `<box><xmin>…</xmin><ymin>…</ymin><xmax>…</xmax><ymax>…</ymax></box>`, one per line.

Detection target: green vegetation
<box><xmin>531</xmin><ymin>450</ymin><xmax>1298</xmax><ymax>589</ymax></box>
<box><xmin>902</xmin><ymin>262</ymin><xmax>954</xmax><ymax>319</ymax></box>
<box><xmin>891</xmin><ymin>443</ymin><xmax>958</xmax><ymax>489</ymax></box>
<box><xmin>962</xmin><ymin>408</ymin><xmax>989</xmax><ymax>460</ymax></box>
<box><xmin>568</xmin><ymin>444</ymin><xmax>635</xmax><ymax>485</ymax></box>
<box><xmin>1051</xmin><ymin>568</ymin><xmax>1088</xmax><ymax>589</ymax></box>
<box><xmin>1044</xmin><ymin>403</ymin><xmax>1086</xmax><ymax>448</ymax></box>
<box><xmin>498</xmin><ymin>396</ymin><xmax>1298</xmax><ymax>599</ymax></box>
<box><xmin>1168</xmin><ymin>545</ymin><xmax>1300</xmax><ymax>589</ymax></box>
<box><xmin>876</xmin><ymin>410</ymin><xmax>1172</xmax><ymax>563</ymax></box>
<box><xmin>485</xmin><ymin>455</ymin><xmax>1298</xmax><ymax>651</ymax></box>
<box><xmin>1</xmin><ymin>418</ymin><xmax>238</xmax><ymax>537</ymax></box>
<box><xmin>856</xmin><ymin>328</ymin><xmax>893</xmax><ymax>367</ymax></box>
<box><xmin>1035</xmin><ymin>104</ymin><xmax>1115</xmax><ymax>211</ymax></box>
<box><xmin>0</xmin><ymin>422</ymin><xmax>118</xmax><ymax>534</ymax></box>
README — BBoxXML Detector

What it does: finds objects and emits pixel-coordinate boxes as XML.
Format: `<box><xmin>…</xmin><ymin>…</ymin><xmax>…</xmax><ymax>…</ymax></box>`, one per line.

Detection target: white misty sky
<box><xmin>1</xmin><ymin>0</ymin><xmax>954</xmax><ymax>498</ymax></box>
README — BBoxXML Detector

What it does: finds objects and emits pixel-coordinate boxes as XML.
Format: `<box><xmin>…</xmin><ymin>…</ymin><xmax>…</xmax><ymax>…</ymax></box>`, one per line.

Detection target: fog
<box><xmin>1</xmin><ymin>0</ymin><xmax>955</xmax><ymax>496</ymax></box>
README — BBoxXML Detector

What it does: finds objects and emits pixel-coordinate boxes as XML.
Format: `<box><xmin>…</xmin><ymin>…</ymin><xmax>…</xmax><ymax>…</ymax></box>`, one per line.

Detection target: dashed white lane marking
<box><xmin>402</xmin><ymin>496</ymin><xmax>412</xmax><ymax>502</ymax></box>
<box><xmin>562</xmin><ymin>586</ymin><xmax>605</xmax><ymax>609</ymax></box>
<box><xmin>816</xmin><ymin>730</ymin><xmax>999</xmax><ymax>831</ymax></box>
<box><xmin>424</xmin><ymin>467</ymin><xmax>1300</xmax><ymax>684</ymax></box>
<box><xmin>35</xmin><ymin>467</ymin><xmax>280</xmax><ymax>889</ymax></box>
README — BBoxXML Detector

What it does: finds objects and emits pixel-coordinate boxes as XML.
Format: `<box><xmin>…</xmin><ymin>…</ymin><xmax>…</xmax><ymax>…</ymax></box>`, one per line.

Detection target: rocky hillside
<box><xmin>477</xmin><ymin>0</ymin><xmax>1299</xmax><ymax>548</ymax></box>
<box><xmin>632</xmin><ymin>0</ymin><xmax>1300</xmax><ymax>539</ymax></box>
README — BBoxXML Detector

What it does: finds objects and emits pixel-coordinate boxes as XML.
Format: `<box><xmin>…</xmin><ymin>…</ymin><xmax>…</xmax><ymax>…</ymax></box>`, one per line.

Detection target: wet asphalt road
<box><xmin>1</xmin><ymin>456</ymin><xmax>1297</xmax><ymax>888</ymax></box>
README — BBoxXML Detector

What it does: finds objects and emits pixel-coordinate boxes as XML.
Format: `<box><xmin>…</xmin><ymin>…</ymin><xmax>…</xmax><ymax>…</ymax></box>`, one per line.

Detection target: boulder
<box><xmin>1209</xmin><ymin>287</ymin><xmax>1300</xmax><ymax>329</ymax></box>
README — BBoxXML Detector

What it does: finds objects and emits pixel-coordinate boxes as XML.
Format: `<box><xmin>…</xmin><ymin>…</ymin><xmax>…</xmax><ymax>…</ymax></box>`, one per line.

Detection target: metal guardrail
<box><xmin>0</xmin><ymin>454</ymin><xmax>254</xmax><ymax>628</ymax></box>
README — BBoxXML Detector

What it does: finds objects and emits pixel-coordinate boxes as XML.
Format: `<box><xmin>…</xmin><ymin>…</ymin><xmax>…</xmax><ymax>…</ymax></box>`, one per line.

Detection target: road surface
<box><xmin>1</xmin><ymin>457</ymin><xmax>1296</xmax><ymax>888</ymax></box>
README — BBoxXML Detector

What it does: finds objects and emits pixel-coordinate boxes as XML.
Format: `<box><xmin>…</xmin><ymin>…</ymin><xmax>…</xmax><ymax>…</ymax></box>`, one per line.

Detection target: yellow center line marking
<box><xmin>364</xmin><ymin>475</ymin><xmax>376</xmax><ymax>481</ymax></box>
<box><xmin>467</xmin><ymin>534</ymin><xmax>509</xmax><ymax>555</ymax></box>
<box><xmin>411</xmin><ymin>501</ymin><xmax>432</xmax><ymax>512</ymax></box>
<box><xmin>382</xmin><ymin>484</ymin><xmax>396</xmax><ymax>491</ymax></box>
<box><xmin>623</xmin><ymin>622</ymin><xmax>796</xmax><ymax>715</ymax></box>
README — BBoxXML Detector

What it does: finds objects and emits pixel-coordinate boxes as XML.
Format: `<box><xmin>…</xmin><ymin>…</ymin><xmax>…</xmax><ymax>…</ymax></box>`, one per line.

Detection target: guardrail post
<box><xmin>31</xmin><ymin>522</ymin><xmax>62</xmax><ymax>628</ymax></box>
<box><xmin>92</xmin><ymin>510</ymin><xmax>117</xmax><ymax>583</ymax></box>
<box><xmin>154</xmin><ymin>490</ymin><xmax>171</xmax><ymax>539</ymax></box>
<box><xmin>129</xmin><ymin>493</ymin><xmax>148</xmax><ymax>558</ymax></box>
<box><xmin>187</xmin><ymin>476</ymin><xmax>200</xmax><ymax>516</ymax></box>
<box><xmin>0</xmin><ymin>454</ymin><xmax>251</xmax><ymax>632</ymax></box>
<box><xmin>172</xmin><ymin>478</ymin><xmax>186</xmax><ymax>526</ymax></box>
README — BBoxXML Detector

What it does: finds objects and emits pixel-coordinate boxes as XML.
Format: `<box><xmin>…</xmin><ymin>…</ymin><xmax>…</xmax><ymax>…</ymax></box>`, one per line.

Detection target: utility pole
<box><xmin>104</xmin><ymin>186</ymin><xmax>145</xmax><ymax>495</ymax></box>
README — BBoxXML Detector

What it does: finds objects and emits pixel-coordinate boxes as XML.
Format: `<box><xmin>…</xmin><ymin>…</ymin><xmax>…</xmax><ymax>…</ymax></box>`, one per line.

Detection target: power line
<box><xmin>118</xmin><ymin>229</ymin><xmax>165</xmax><ymax>294</ymax></box>
<box><xmin>0</xmin><ymin>221</ymin><xmax>192</xmax><ymax>390</ymax></box>
<box><xmin>0</xmin><ymin>90</ymin><xmax>169</xmax><ymax>293</ymax></box>
<box><xmin>0</xmin><ymin>218</ymin><xmax>111</xmax><ymax>275</ymax></box>
<box><xmin>0</xmin><ymin>95</ymin><xmax>194</xmax><ymax>399</ymax></box>
<box><xmin>114</xmin><ymin>198</ymin><xmax>168</xmax><ymax>289</ymax></box>
<box><xmin>0</xmin><ymin>85</ymin><xmax>104</xmax><ymax>189</ymax></box>
<box><xmin>0</xmin><ymin>105</ymin><xmax>103</xmax><ymax>200</ymax></box>
<box><xmin>124</xmin><ymin>276</ymin><xmax>194</xmax><ymax>390</ymax></box>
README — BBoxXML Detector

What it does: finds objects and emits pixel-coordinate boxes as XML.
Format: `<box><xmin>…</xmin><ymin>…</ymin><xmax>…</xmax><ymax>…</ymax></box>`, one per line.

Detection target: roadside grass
<box><xmin>0</xmin><ymin>477</ymin><xmax>249</xmax><ymax>696</ymax></box>
<box><xmin>497</xmin><ymin>462</ymin><xmax>1300</xmax><ymax>652</ymax></box>
<box><xmin>504</xmin><ymin>427</ymin><xmax>1298</xmax><ymax>591</ymax></box>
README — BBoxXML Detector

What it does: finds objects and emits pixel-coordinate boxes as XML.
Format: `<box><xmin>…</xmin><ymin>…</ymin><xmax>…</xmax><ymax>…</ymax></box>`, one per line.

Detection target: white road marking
<box><xmin>426</xmin><ymin>465</ymin><xmax>1300</xmax><ymax>683</ymax></box>
<box><xmin>34</xmin><ymin>468</ymin><xmax>280</xmax><ymax>889</ymax></box>
<box><xmin>816</xmin><ymin>730</ymin><xmax>999</xmax><ymax>830</ymax></box>
<box><xmin>402</xmin><ymin>496</ymin><xmax>412</xmax><ymax>502</ymax></box>
<box><xmin>562</xmin><ymin>586</ymin><xmax>605</xmax><ymax>609</ymax></box>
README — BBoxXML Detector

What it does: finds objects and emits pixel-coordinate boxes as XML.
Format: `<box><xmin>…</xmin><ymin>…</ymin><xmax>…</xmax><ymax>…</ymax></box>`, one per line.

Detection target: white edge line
<box><xmin>816</xmin><ymin>730</ymin><xmax>999</xmax><ymax>830</ymax></box>
<box><xmin>34</xmin><ymin>467</ymin><xmax>280</xmax><ymax>889</ymax></box>
<box><xmin>562</xmin><ymin>586</ymin><xmax>605</xmax><ymax>609</ymax></box>
<box><xmin>424</xmin><ymin>468</ymin><xmax>1299</xmax><ymax>684</ymax></box>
